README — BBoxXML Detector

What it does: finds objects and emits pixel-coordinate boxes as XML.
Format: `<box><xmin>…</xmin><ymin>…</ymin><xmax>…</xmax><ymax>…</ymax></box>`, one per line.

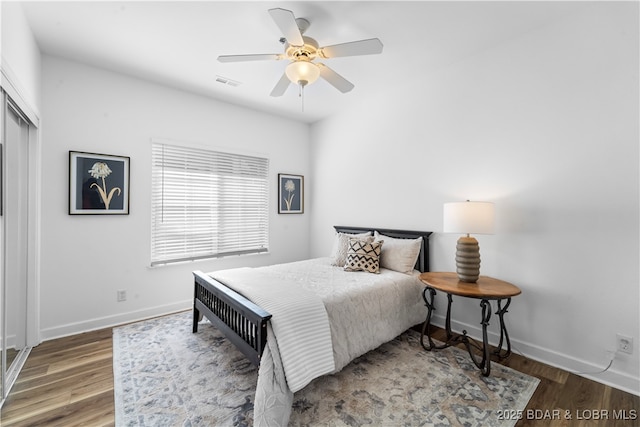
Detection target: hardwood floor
<box><xmin>1</xmin><ymin>328</ymin><xmax>115</xmax><ymax>427</ymax></box>
<box><xmin>1</xmin><ymin>322</ymin><xmax>638</xmax><ymax>426</ymax></box>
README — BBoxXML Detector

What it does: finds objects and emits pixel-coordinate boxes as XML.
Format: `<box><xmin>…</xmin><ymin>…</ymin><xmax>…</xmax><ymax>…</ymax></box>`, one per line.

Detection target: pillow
<box><xmin>374</xmin><ymin>231</ymin><xmax>423</xmax><ymax>274</ymax></box>
<box><xmin>330</xmin><ymin>232</ymin><xmax>373</xmax><ymax>267</ymax></box>
<box><xmin>344</xmin><ymin>238</ymin><xmax>383</xmax><ymax>274</ymax></box>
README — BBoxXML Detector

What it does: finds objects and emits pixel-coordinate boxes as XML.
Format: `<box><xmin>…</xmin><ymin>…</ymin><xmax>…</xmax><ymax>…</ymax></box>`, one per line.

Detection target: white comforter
<box><xmin>209</xmin><ymin>257</ymin><xmax>426</xmax><ymax>426</ymax></box>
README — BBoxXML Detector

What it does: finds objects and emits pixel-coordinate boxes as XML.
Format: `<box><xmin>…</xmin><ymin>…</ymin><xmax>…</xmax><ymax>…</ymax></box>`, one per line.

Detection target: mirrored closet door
<box><xmin>1</xmin><ymin>89</ymin><xmax>32</xmax><ymax>404</ymax></box>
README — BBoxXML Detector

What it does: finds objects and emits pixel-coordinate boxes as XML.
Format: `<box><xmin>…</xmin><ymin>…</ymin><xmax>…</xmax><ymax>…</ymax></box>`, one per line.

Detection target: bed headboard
<box><xmin>333</xmin><ymin>226</ymin><xmax>433</xmax><ymax>273</ymax></box>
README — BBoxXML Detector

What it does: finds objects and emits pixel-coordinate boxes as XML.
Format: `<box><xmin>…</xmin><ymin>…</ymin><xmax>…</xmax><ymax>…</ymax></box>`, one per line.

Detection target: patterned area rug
<box><xmin>113</xmin><ymin>311</ymin><xmax>539</xmax><ymax>426</ymax></box>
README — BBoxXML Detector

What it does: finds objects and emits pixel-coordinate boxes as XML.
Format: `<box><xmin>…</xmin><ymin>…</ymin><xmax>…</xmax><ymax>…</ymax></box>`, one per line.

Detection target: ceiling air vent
<box><xmin>215</xmin><ymin>75</ymin><xmax>241</xmax><ymax>87</ymax></box>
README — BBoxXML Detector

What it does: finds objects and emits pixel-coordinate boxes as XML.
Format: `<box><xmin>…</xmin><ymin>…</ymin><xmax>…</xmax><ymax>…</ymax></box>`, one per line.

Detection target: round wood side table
<box><xmin>419</xmin><ymin>271</ymin><xmax>521</xmax><ymax>376</ymax></box>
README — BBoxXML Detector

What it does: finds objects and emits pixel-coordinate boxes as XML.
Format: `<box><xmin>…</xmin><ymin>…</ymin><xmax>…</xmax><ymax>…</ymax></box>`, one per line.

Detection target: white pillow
<box><xmin>330</xmin><ymin>231</ymin><xmax>373</xmax><ymax>267</ymax></box>
<box><xmin>374</xmin><ymin>231</ymin><xmax>422</xmax><ymax>274</ymax></box>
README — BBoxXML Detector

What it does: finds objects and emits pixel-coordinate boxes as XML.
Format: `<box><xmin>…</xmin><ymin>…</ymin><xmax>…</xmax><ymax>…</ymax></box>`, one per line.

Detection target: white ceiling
<box><xmin>21</xmin><ymin>1</ymin><xmax>586</xmax><ymax>124</ymax></box>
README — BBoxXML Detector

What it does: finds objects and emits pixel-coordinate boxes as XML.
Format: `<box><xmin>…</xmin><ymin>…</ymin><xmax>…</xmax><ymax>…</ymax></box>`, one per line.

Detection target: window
<box><xmin>151</xmin><ymin>141</ymin><xmax>269</xmax><ymax>266</ymax></box>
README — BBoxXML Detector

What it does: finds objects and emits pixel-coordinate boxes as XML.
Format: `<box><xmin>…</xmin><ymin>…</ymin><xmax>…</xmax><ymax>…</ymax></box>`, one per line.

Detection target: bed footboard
<box><xmin>193</xmin><ymin>270</ymin><xmax>272</xmax><ymax>366</ymax></box>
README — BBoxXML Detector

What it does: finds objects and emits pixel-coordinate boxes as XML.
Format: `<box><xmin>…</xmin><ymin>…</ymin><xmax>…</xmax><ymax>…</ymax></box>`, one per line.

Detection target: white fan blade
<box><xmin>317</xmin><ymin>63</ymin><xmax>354</xmax><ymax>93</ymax></box>
<box><xmin>319</xmin><ymin>38</ymin><xmax>383</xmax><ymax>58</ymax></box>
<box><xmin>218</xmin><ymin>54</ymin><xmax>283</xmax><ymax>63</ymax></box>
<box><xmin>268</xmin><ymin>8</ymin><xmax>304</xmax><ymax>46</ymax></box>
<box><xmin>270</xmin><ymin>73</ymin><xmax>291</xmax><ymax>97</ymax></box>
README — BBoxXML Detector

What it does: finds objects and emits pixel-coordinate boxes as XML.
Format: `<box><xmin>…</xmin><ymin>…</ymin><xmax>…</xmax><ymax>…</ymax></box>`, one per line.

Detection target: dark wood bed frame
<box><xmin>192</xmin><ymin>226</ymin><xmax>433</xmax><ymax>366</ymax></box>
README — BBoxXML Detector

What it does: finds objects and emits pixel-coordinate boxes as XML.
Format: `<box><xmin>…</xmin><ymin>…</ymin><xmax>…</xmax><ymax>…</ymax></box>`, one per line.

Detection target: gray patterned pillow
<box><xmin>344</xmin><ymin>238</ymin><xmax>383</xmax><ymax>274</ymax></box>
<box><xmin>330</xmin><ymin>232</ymin><xmax>373</xmax><ymax>267</ymax></box>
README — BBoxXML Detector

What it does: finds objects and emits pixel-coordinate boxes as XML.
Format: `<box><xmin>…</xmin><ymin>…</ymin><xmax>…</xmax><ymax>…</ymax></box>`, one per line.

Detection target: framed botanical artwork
<box><xmin>69</xmin><ymin>151</ymin><xmax>130</xmax><ymax>215</ymax></box>
<box><xmin>278</xmin><ymin>173</ymin><xmax>304</xmax><ymax>214</ymax></box>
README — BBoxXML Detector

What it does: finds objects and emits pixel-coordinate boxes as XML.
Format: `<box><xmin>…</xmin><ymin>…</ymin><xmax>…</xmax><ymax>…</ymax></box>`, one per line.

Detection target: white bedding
<box><xmin>211</xmin><ymin>264</ymin><xmax>336</xmax><ymax>393</ymax></box>
<box><xmin>208</xmin><ymin>257</ymin><xmax>426</xmax><ymax>425</ymax></box>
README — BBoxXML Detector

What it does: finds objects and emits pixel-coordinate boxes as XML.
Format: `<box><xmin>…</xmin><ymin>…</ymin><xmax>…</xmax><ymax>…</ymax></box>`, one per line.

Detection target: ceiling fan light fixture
<box><xmin>285</xmin><ymin>60</ymin><xmax>320</xmax><ymax>86</ymax></box>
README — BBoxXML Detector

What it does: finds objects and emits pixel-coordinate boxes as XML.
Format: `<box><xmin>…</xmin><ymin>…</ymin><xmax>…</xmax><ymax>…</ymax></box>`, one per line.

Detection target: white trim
<box><xmin>39</xmin><ymin>300</ymin><xmax>192</xmax><ymax>342</ymax></box>
<box><xmin>430</xmin><ymin>313</ymin><xmax>640</xmax><ymax>396</ymax></box>
<box><xmin>26</xmin><ymin>119</ymin><xmax>41</xmax><ymax>347</ymax></box>
<box><xmin>0</xmin><ymin>58</ymin><xmax>40</xmax><ymax>127</ymax></box>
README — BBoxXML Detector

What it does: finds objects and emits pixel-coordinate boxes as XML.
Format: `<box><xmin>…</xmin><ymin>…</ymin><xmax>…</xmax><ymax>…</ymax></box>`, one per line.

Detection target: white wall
<box><xmin>1</xmin><ymin>2</ymin><xmax>41</xmax><ymax>116</ymax></box>
<box><xmin>39</xmin><ymin>55</ymin><xmax>311</xmax><ymax>339</ymax></box>
<box><xmin>310</xmin><ymin>3</ymin><xmax>639</xmax><ymax>394</ymax></box>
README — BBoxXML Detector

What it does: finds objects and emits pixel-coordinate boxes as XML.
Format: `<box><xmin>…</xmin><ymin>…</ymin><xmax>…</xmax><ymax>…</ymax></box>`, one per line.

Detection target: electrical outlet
<box><xmin>617</xmin><ymin>334</ymin><xmax>633</xmax><ymax>354</ymax></box>
<box><xmin>117</xmin><ymin>290</ymin><xmax>127</xmax><ymax>302</ymax></box>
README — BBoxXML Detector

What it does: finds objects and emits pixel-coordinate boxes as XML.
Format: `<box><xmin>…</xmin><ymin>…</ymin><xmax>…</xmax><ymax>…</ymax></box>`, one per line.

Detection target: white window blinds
<box><xmin>151</xmin><ymin>141</ymin><xmax>269</xmax><ymax>266</ymax></box>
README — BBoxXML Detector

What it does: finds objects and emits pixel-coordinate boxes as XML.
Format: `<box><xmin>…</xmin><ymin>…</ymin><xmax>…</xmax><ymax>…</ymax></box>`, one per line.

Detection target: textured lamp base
<box><xmin>456</xmin><ymin>236</ymin><xmax>481</xmax><ymax>282</ymax></box>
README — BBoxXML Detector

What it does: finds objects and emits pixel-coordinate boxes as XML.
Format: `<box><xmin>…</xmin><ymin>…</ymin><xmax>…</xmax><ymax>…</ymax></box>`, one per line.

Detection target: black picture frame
<box><xmin>69</xmin><ymin>151</ymin><xmax>130</xmax><ymax>215</ymax></box>
<box><xmin>278</xmin><ymin>173</ymin><xmax>304</xmax><ymax>214</ymax></box>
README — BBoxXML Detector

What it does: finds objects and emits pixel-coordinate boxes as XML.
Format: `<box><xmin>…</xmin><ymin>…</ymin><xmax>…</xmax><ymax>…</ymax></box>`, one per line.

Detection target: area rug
<box><xmin>113</xmin><ymin>311</ymin><xmax>539</xmax><ymax>426</ymax></box>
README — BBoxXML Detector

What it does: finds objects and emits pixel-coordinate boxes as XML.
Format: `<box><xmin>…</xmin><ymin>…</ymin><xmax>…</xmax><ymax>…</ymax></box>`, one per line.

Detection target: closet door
<box><xmin>1</xmin><ymin>93</ymin><xmax>30</xmax><ymax>402</ymax></box>
<box><xmin>0</xmin><ymin>93</ymin><xmax>3</xmax><ymax>403</ymax></box>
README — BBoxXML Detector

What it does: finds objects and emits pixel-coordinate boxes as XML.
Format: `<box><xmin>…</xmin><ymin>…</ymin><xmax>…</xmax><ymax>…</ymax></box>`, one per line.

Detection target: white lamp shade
<box><xmin>286</xmin><ymin>61</ymin><xmax>320</xmax><ymax>85</ymax></box>
<box><xmin>443</xmin><ymin>201</ymin><xmax>495</xmax><ymax>235</ymax></box>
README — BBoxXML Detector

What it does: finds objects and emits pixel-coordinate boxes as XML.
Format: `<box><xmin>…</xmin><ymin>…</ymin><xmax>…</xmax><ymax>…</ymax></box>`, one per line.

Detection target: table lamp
<box><xmin>443</xmin><ymin>201</ymin><xmax>495</xmax><ymax>283</ymax></box>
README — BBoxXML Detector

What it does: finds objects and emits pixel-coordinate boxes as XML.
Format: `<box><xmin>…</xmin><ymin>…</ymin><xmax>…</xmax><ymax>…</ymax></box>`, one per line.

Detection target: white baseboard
<box><xmin>39</xmin><ymin>300</ymin><xmax>192</xmax><ymax>342</ymax></box>
<box><xmin>430</xmin><ymin>313</ymin><xmax>640</xmax><ymax>397</ymax></box>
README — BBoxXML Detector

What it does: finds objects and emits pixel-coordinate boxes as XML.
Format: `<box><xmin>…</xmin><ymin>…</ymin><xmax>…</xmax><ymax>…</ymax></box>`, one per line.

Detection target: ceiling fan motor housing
<box><xmin>285</xmin><ymin>36</ymin><xmax>319</xmax><ymax>61</ymax></box>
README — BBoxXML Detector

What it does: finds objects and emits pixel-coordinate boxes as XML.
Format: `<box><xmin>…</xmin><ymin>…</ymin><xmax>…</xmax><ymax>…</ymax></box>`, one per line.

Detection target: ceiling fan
<box><xmin>218</xmin><ymin>8</ymin><xmax>383</xmax><ymax>98</ymax></box>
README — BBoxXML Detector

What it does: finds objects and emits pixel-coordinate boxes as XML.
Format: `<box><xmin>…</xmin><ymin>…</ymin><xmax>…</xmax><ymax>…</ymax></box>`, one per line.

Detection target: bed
<box><xmin>192</xmin><ymin>225</ymin><xmax>432</xmax><ymax>425</ymax></box>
